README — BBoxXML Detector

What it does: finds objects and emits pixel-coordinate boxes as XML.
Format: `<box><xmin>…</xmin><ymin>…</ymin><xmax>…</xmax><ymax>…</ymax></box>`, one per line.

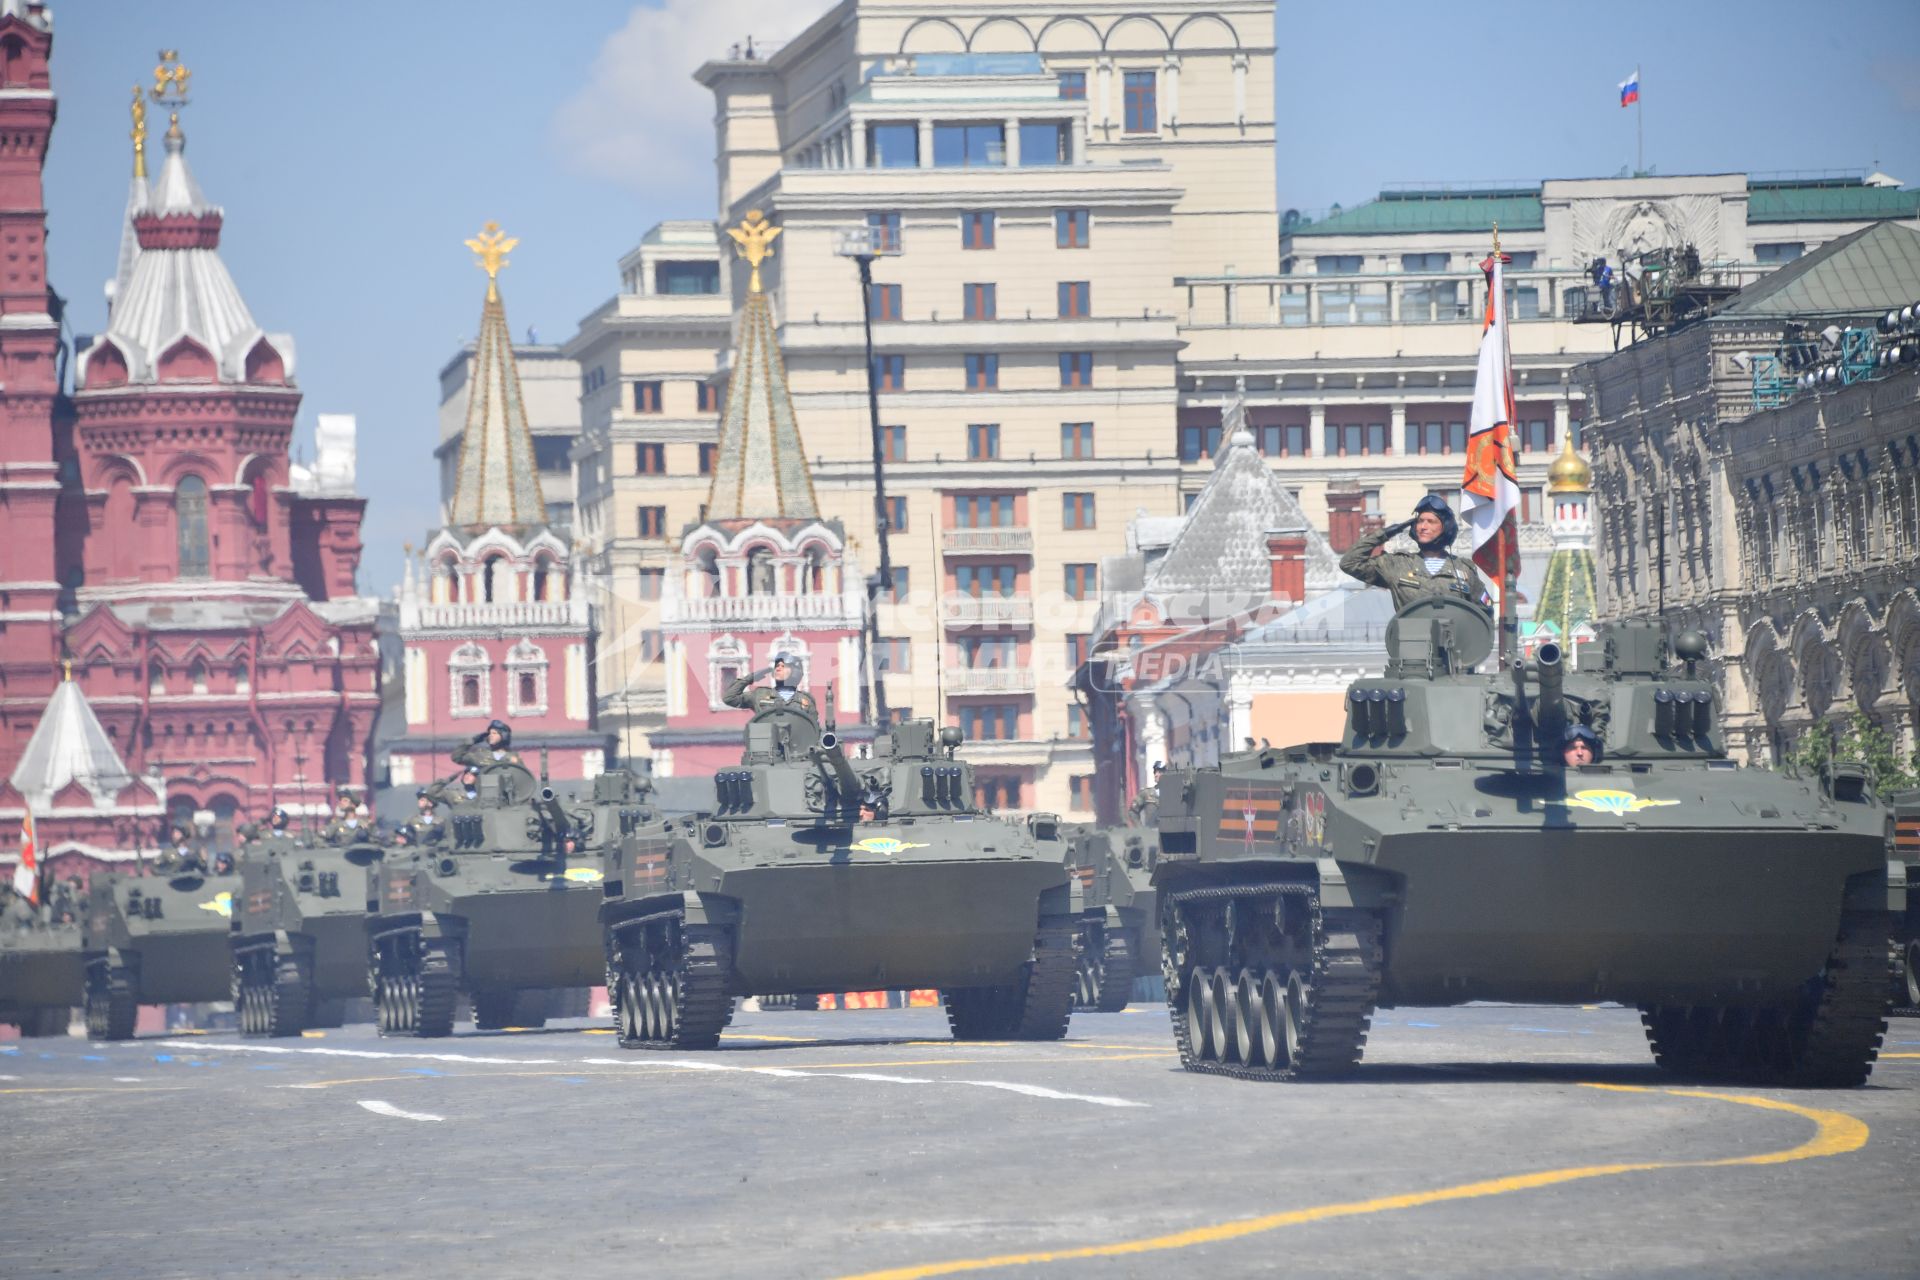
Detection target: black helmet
<box><xmin>487</xmin><ymin>719</ymin><xmax>512</xmax><ymax>746</ymax></box>
<box><xmin>269</xmin><ymin>806</ymin><xmax>290</xmax><ymax>826</ymax></box>
<box><xmin>1411</xmin><ymin>494</ymin><xmax>1459</xmax><ymax>549</ymax></box>
<box><xmin>415</xmin><ymin>787</ymin><xmax>430</xmax><ymax>799</ymax></box>
<box><xmin>1562</xmin><ymin>723</ymin><xmax>1603</xmax><ymax>761</ymax></box>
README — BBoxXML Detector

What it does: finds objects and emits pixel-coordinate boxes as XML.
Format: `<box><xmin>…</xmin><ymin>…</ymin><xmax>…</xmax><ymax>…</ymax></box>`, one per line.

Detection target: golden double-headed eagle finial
<box><xmin>464</xmin><ymin>221</ymin><xmax>518</xmax><ymax>301</ymax></box>
<box><xmin>727</xmin><ymin>210</ymin><xmax>782</xmax><ymax>294</ymax></box>
<box><xmin>151</xmin><ymin>50</ymin><xmax>190</xmax><ymax>103</ymax></box>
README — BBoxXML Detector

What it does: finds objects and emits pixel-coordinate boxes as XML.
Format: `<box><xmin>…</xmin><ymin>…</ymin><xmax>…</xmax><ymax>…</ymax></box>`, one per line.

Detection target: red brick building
<box><xmin>0</xmin><ymin>16</ymin><xmax>376</xmax><ymax>874</ymax></box>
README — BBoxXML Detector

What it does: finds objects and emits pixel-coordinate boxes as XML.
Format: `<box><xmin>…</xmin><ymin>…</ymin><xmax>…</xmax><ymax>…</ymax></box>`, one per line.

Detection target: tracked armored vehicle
<box><xmin>230</xmin><ymin>831</ymin><xmax>385</xmax><ymax>1037</ymax></box>
<box><xmin>1154</xmin><ymin>599</ymin><xmax>1898</xmax><ymax>1086</ymax></box>
<box><xmin>1891</xmin><ymin>789</ymin><xmax>1919</xmax><ymax>1015</ymax></box>
<box><xmin>83</xmin><ymin>864</ymin><xmax>241</xmax><ymax>1040</ymax></box>
<box><xmin>368</xmin><ymin>762</ymin><xmax>657</xmax><ymax>1037</ymax></box>
<box><xmin>601</xmin><ymin>706</ymin><xmax>1077</xmax><ymax>1049</ymax></box>
<box><xmin>1063</xmin><ymin>823</ymin><xmax>1160</xmax><ymax>1012</ymax></box>
<box><xmin>0</xmin><ymin>894</ymin><xmax>83</xmax><ymax>1036</ymax></box>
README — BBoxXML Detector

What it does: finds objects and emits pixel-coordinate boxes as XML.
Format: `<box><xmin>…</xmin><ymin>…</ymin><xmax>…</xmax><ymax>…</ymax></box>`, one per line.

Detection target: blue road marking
<box><xmin>153</xmin><ymin>1054</ymin><xmax>173</xmax><ymax>1062</ymax></box>
<box><xmin>0</xmin><ymin>1046</ymin><xmax>18</xmax><ymax>1055</ymax></box>
<box><xmin>559</xmin><ymin>1077</ymin><xmax>588</xmax><ymax>1085</ymax></box>
<box><xmin>82</xmin><ymin>1055</ymin><xmax>106</xmax><ymax>1062</ymax></box>
<box><xmin>404</xmin><ymin>1067</ymin><xmax>446</xmax><ymax>1077</ymax></box>
<box><xmin>1406</xmin><ymin>1021</ymin><xmax>1440</xmax><ymax>1028</ymax></box>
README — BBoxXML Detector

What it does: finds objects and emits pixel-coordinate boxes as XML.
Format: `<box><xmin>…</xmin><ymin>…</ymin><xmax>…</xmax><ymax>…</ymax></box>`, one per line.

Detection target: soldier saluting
<box><xmin>453</xmin><ymin>719</ymin><xmax>524</xmax><ymax>771</ymax></box>
<box><xmin>1338</xmin><ymin>495</ymin><xmax>1494</xmax><ymax>614</ymax></box>
<box><xmin>722</xmin><ymin>653</ymin><xmax>818</xmax><ymax>719</ymax></box>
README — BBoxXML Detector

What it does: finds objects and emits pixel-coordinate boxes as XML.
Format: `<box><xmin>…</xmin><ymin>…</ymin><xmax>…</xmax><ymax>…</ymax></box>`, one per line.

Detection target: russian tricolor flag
<box><xmin>1619</xmin><ymin>69</ymin><xmax>1640</xmax><ymax>107</ymax></box>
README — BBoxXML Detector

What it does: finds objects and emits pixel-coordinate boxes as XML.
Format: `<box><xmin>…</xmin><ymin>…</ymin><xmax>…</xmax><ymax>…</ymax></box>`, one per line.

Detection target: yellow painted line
<box><xmin>834</xmin><ymin>1085</ymin><xmax>1869</xmax><ymax>1280</ymax></box>
<box><xmin>300</xmin><ymin>1030</ymin><xmax>327</xmax><ymax>1039</ymax></box>
<box><xmin>1878</xmin><ymin>1052</ymin><xmax>1920</xmax><ymax>1059</ymax></box>
<box><xmin>726</xmin><ymin>1033</ymin><xmax>815</xmax><ymax>1043</ymax></box>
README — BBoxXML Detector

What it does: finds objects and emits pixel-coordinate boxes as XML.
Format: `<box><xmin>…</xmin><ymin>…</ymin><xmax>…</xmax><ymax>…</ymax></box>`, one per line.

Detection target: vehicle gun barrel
<box><xmin>533</xmin><ymin>786</ymin><xmax>570</xmax><ymax>835</ymax></box>
<box><xmin>1534</xmin><ymin>641</ymin><xmax>1567</xmax><ymax>740</ymax></box>
<box><xmin>807</xmin><ymin>731</ymin><xmax>862</xmax><ymax>801</ymax></box>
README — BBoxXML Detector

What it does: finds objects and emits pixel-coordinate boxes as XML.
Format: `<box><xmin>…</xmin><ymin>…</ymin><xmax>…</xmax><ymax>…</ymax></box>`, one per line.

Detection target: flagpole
<box><xmin>1636</xmin><ymin>69</ymin><xmax>1643</xmax><ymax>174</ymax></box>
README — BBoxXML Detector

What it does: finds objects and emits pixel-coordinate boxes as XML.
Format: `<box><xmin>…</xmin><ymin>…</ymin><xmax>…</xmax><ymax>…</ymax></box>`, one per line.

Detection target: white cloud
<box><xmin>551</xmin><ymin>0</ymin><xmax>835</xmax><ymax>208</ymax></box>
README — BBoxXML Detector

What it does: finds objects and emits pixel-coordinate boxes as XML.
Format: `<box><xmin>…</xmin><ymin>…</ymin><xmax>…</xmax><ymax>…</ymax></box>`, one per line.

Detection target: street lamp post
<box><xmin>834</xmin><ymin>225</ymin><xmax>901</xmax><ymax>726</ymax></box>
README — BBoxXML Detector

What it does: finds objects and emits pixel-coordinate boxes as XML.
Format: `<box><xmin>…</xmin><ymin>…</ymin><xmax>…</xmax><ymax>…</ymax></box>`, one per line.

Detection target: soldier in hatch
<box><xmin>722</xmin><ymin>653</ymin><xmax>818</xmax><ymax>719</ymax></box>
<box><xmin>453</xmin><ymin>720</ymin><xmax>524</xmax><ymax>771</ymax></box>
<box><xmin>406</xmin><ymin>788</ymin><xmax>447</xmax><ymax>845</ymax></box>
<box><xmin>320</xmin><ymin>794</ymin><xmax>369</xmax><ymax>846</ymax></box>
<box><xmin>1338</xmin><ymin>495</ymin><xmax>1494</xmax><ymax>615</ymax></box>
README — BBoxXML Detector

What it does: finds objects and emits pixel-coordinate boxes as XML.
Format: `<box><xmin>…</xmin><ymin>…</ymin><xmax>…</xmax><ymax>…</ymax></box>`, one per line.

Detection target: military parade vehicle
<box><xmin>82</xmin><ymin>862</ymin><xmax>241</xmax><ymax>1040</ymax></box>
<box><xmin>600</xmin><ymin>702</ymin><xmax>1078</xmax><ymax>1049</ymax></box>
<box><xmin>368</xmin><ymin>756</ymin><xmax>656</xmax><ymax>1038</ymax></box>
<box><xmin>1890</xmin><ymin>788</ymin><xmax>1919</xmax><ymax>1015</ymax></box>
<box><xmin>1152</xmin><ymin>597</ymin><xmax>1898</xmax><ymax>1086</ymax></box>
<box><xmin>1063</xmin><ymin>822</ymin><xmax>1160</xmax><ymax>1012</ymax></box>
<box><xmin>0</xmin><ymin>890</ymin><xmax>83</xmax><ymax>1036</ymax></box>
<box><xmin>230</xmin><ymin>831</ymin><xmax>386</xmax><ymax>1037</ymax></box>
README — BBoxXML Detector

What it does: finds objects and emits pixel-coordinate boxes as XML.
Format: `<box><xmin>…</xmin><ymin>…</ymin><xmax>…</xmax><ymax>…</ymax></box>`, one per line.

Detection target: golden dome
<box><xmin>1546</xmin><ymin>433</ymin><xmax>1592</xmax><ymax>494</ymax></box>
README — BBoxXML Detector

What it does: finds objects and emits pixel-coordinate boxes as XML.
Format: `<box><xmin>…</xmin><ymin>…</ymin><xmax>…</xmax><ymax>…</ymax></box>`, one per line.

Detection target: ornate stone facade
<box><xmin>1581</xmin><ymin>223</ymin><xmax>1920</xmax><ymax>761</ymax></box>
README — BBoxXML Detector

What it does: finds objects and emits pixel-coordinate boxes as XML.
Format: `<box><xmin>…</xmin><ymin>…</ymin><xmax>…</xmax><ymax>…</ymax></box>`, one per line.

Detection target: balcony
<box><xmin>943</xmin><ymin>667</ymin><xmax>1037</xmax><ymax>695</ymax></box>
<box><xmin>942</xmin><ymin>594</ymin><xmax>1034</xmax><ymax>629</ymax></box>
<box><xmin>660</xmin><ymin>590</ymin><xmax>865</xmax><ymax>628</ymax></box>
<box><xmin>942</xmin><ymin>527</ymin><xmax>1034</xmax><ymax>556</ymax></box>
<box><xmin>400</xmin><ymin>599</ymin><xmax>589</xmax><ymax>631</ymax></box>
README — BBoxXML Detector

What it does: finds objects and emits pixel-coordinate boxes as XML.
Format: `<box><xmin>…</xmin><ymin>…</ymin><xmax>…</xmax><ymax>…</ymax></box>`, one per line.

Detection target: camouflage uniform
<box><xmin>451</xmin><ymin>740</ymin><xmax>526</xmax><ymax>772</ymax></box>
<box><xmin>721</xmin><ymin>669</ymin><xmax>819</xmax><ymax>719</ymax></box>
<box><xmin>1338</xmin><ymin>525</ymin><xmax>1493</xmax><ymax>614</ymax></box>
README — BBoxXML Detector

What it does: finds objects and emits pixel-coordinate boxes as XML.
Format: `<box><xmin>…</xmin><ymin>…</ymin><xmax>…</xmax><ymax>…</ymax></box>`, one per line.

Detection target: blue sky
<box><xmin>44</xmin><ymin>2</ymin><xmax>1920</xmax><ymax>597</ymax></box>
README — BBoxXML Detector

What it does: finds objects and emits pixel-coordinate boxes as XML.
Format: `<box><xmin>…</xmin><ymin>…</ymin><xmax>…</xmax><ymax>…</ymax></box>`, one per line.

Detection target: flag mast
<box><xmin>1492</xmin><ymin>221</ymin><xmax>1515</xmax><ymax>669</ymax></box>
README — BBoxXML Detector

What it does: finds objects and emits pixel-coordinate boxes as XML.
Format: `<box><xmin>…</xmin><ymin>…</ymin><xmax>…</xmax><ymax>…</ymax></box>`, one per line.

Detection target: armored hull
<box><xmin>83</xmin><ymin>869</ymin><xmax>240</xmax><ymax>1039</ymax></box>
<box><xmin>0</xmin><ymin>917</ymin><xmax>83</xmax><ymax>1035</ymax></box>
<box><xmin>1155</xmin><ymin>604</ymin><xmax>1899</xmax><ymax>1086</ymax></box>
<box><xmin>230</xmin><ymin>836</ymin><xmax>385</xmax><ymax>1037</ymax></box>
<box><xmin>602</xmin><ymin>716</ymin><xmax>1078</xmax><ymax>1049</ymax></box>
<box><xmin>368</xmin><ymin>767</ymin><xmax>657</xmax><ymax>1038</ymax></box>
<box><xmin>1063</xmin><ymin>824</ymin><xmax>1160</xmax><ymax>1012</ymax></box>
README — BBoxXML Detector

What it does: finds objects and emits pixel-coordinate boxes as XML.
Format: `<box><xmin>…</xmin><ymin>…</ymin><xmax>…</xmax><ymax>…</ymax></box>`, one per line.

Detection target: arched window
<box><xmin>532</xmin><ymin>558</ymin><xmax>553</xmax><ymax>603</ymax></box>
<box><xmin>176</xmin><ymin>475</ymin><xmax>210</xmax><ymax>577</ymax></box>
<box><xmin>189</xmin><ymin>660</ymin><xmax>209</xmax><ymax>694</ymax></box>
<box><xmin>746</xmin><ymin>547</ymin><xmax>775</xmax><ymax>596</ymax></box>
<box><xmin>232</xmin><ymin>663</ymin><xmax>251</xmax><ymax>694</ymax></box>
<box><xmin>694</xmin><ymin>545</ymin><xmax>721</xmax><ymax>598</ymax></box>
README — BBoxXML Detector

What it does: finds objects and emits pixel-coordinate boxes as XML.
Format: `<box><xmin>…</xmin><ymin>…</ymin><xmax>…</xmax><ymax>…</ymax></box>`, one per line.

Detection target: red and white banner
<box><xmin>1461</xmin><ymin>250</ymin><xmax>1521</xmax><ymax>591</ymax></box>
<box><xmin>13</xmin><ymin>809</ymin><xmax>39</xmax><ymax>904</ymax></box>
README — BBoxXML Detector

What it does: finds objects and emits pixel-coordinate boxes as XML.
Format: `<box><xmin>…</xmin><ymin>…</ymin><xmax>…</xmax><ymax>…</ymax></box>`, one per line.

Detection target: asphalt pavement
<box><xmin>2</xmin><ymin>1004</ymin><xmax>1916</xmax><ymax>1279</ymax></box>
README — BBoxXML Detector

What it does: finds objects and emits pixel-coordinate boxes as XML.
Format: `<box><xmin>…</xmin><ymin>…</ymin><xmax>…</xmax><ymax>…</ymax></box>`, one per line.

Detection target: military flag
<box><xmin>13</xmin><ymin>807</ymin><xmax>39</xmax><ymax>904</ymax></box>
<box><xmin>1461</xmin><ymin>246</ymin><xmax>1521</xmax><ymax>591</ymax></box>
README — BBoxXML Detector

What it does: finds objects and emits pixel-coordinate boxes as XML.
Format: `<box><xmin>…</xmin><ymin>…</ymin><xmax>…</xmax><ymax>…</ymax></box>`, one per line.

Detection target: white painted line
<box><xmin>951</xmin><ymin>1079</ymin><xmax>1144</xmax><ymax>1108</ymax></box>
<box><xmin>112</xmin><ymin>1076</ymin><xmax>142</xmax><ymax>1083</ymax></box>
<box><xmin>0</xmin><ymin>1074</ymin><xmax>18</xmax><ymax>1081</ymax></box>
<box><xmin>356</xmin><ymin>1099</ymin><xmax>444</xmax><ymax>1123</ymax></box>
<box><xmin>153</xmin><ymin>1040</ymin><xmax>557</xmax><ymax>1067</ymax></box>
<box><xmin>145</xmin><ymin>1039</ymin><xmax>1146</xmax><ymax>1109</ymax></box>
<box><xmin>578</xmin><ymin>1058</ymin><xmax>1146</xmax><ymax>1109</ymax></box>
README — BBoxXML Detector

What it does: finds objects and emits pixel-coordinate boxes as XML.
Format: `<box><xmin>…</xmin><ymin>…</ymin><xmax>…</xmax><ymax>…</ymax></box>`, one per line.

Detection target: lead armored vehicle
<box><xmin>368</xmin><ymin>761</ymin><xmax>656</xmax><ymax>1037</ymax></box>
<box><xmin>230</xmin><ymin>831</ymin><xmax>386</xmax><ymax>1037</ymax></box>
<box><xmin>83</xmin><ymin>863</ymin><xmax>241</xmax><ymax>1040</ymax></box>
<box><xmin>0</xmin><ymin>890</ymin><xmax>83</xmax><ymax>1036</ymax></box>
<box><xmin>1891</xmin><ymin>789</ymin><xmax>1918</xmax><ymax>1015</ymax></box>
<box><xmin>601</xmin><ymin>707</ymin><xmax>1077</xmax><ymax>1049</ymax></box>
<box><xmin>1063</xmin><ymin>822</ymin><xmax>1160</xmax><ymax>1012</ymax></box>
<box><xmin>1154</xmin><ymin>599</ymin><xmax>1898</xmax><ymax>1086</ymax></box>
